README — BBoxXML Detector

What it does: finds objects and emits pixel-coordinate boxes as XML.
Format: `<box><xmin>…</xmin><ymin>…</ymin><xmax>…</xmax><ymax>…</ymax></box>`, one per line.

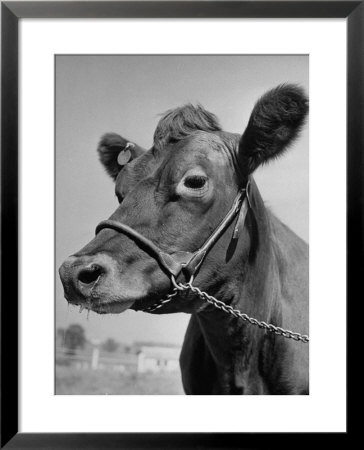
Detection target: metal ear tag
<box><xmin>117</xmin><ymin>149</ymin><xmax>131</xmax><ymax>166</ymax></box>
<box><xmin>117</xmin><ymin>142</ymin><xmax>135</xmax><ymax>166</ymax></box>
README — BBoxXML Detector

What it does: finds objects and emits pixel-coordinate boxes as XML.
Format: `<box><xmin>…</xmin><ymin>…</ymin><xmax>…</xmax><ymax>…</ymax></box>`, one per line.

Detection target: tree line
<box><xmin>57</xmin><ymin>324</ymin><xmax>119</xmax><ymax>354</ymax></box>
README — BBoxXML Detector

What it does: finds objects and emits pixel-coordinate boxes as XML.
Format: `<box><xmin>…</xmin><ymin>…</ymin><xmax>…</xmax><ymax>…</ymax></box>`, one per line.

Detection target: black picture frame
<box><xmin>1</xmin><ymin>1</ymin><xmax>360</xmax><ymax>448</ymax></box>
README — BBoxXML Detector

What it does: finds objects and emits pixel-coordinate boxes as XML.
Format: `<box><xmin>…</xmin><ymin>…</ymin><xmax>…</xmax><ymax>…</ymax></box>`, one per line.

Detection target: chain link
<box><xmin>143</xmin><ymin>288</ymin><xmax>180</xmax><ymax>312</ymax></box>
<box><xmin>144</xmin><ymin>279</ymin><xmax>309</xmax><ymax>343</ymax></box>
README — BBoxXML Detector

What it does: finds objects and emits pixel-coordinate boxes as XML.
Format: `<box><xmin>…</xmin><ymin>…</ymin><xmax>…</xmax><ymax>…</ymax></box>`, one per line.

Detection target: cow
<box><xmin>59</xmin><ymin>84</ymin><xmax>309</xmax><ymax>394</ymax></box>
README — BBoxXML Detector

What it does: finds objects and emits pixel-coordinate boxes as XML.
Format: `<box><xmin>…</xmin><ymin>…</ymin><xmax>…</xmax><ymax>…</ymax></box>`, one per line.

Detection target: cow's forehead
<box><xmin>156</xmin><ymin>130</ymin><xmax>240</xmax><ymax>169</ymax></box>
<box><xmin>174</xmin><ymin>131</ymin><xmax>230</xmax><ymax>153</ymax></box>
<box><xmin>161</xmin><ymin>132</ymin><xmax>237</xmax><ymax>171</ymax></box>
<box><xmin>116</xmin><ymin>130</ymin><xmax>239</xmax><ymax>194</ymax></box>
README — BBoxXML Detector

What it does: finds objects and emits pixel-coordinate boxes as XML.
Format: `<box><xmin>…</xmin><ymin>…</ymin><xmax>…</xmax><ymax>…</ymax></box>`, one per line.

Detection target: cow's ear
<box><xmin>238</xmin><ymin>84</ymin><xmax>308</xmax><ymax>175</ymax></box>
<box><xmin>97</xmin><ymin>133</ymin><xmax>146</xmax><ymax>180</ymax></box>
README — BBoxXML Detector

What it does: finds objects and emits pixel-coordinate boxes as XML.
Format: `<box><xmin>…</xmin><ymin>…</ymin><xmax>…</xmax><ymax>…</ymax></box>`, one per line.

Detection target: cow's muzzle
<box><xmin>59</xmin><ymin>255</ymin><xmax>104</xmax><ymax>302</ymax></box>
<box><xmin>59</xmin><ymin>253</ymin><xmax>137</xmax><ymax>314</ymax></box>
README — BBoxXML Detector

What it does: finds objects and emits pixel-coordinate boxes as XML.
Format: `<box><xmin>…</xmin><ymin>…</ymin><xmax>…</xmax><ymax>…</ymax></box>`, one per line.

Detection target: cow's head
<box><xmin>59</xmin><ymin>84</ymin><xmax>308</xmax><ymax>315</ymax></box>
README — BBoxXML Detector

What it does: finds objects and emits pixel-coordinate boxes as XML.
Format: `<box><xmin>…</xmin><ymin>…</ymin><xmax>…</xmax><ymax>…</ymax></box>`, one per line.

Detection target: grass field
<box><xmin>56</xmin><ymin>365</ymin><xmax>184</xmax><ymax>395</ymax></box>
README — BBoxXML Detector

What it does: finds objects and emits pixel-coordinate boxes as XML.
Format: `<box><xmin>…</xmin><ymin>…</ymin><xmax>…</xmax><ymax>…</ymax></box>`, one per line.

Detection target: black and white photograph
<box><xmin>56</xmin><ymin>54</ymin><xmax>309</xmax><ymax>395</ymax></box>
<box><xmin>1</xmin><ymin>0</ymin><xmax>357</xmax><ymax>443</ymax></box>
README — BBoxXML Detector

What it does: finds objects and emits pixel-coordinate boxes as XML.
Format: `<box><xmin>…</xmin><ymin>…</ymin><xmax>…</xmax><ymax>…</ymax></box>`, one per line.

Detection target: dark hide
<box><xmin>180</xmin><ymin>182</ymin><xmax>309</xmax><ymax>394</ymax></box>
<box><xmin>59</xmin><ymin>84</ymin><xmax>309</xmax><ymax>395</ymax></box>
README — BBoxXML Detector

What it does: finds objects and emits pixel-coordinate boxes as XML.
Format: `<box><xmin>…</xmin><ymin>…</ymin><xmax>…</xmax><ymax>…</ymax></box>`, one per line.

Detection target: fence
<box><xmin>56</xmin><ymin>343</ymin><xmax>181</xmax><ymax>374</ymax></box>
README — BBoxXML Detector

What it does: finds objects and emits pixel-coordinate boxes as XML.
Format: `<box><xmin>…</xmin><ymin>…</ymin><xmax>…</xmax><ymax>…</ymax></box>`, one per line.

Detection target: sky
<box><xmin>56</xmin><ymin>55</ymin><xmax>308</xmax><ymax>346</ymax></box>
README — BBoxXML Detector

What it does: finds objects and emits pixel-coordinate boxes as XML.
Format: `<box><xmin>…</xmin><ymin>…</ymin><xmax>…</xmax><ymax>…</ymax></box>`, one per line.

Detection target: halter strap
<box><xmin>95</xmin><ymin>181</ymin><xmax>251</xmax><ymax>279</ymax></box>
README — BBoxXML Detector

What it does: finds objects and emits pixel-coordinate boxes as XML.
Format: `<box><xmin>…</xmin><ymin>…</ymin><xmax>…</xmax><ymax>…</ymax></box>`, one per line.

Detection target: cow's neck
<box><xmin>195</xmin><ymin>182</ymin><xmax>282</xmax><ymax>394</ymax></box>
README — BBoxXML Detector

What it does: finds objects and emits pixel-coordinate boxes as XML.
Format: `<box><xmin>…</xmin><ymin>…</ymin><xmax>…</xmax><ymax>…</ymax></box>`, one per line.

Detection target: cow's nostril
<box><xmin>78</xmin><ymin>265</ymin><xmax>103</xmax><ymax>285</ymax></box>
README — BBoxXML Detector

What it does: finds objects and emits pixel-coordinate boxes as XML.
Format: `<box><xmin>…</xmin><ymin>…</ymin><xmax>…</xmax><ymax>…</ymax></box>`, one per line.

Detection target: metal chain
<box><xmin>143</xmin><ymin>288</ymin><xmax>179</xmax><ymax>312</ymax></box>
<box><xmin>184</xmin><ymin>283</ymin><xmax>309</xmax><ymax>343</ymax></box>
<box><xmin>144</xmin><ymin>279</ymin><xmax>309</xmax><ymax>343</ymax></box>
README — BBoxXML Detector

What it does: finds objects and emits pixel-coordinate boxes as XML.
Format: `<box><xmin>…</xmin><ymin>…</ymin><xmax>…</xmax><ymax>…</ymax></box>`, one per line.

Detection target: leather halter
<box><xmin>95</xmin><ymin>180</ymin><xmax>251</xmax><ymax>282</ymax></box>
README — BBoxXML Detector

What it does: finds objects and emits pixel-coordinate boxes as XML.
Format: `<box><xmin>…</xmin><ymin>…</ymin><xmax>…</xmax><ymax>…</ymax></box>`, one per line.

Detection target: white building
<box><xmin>137</xmin><ymin>345</ymin><xmax>180</xmax><ymax>373</ymax></box>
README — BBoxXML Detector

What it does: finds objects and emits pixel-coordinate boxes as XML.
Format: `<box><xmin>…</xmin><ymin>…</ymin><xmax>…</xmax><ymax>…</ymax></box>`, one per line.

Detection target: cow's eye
<box><xmin>176</xmin><ymin>167</ymin><xmax>209</xmax><ymax>198</ymax></box>
<box><xmin>184</xmin><ymin>175</ymin><xmax>207</xmax><ymax>190</ymax></box>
